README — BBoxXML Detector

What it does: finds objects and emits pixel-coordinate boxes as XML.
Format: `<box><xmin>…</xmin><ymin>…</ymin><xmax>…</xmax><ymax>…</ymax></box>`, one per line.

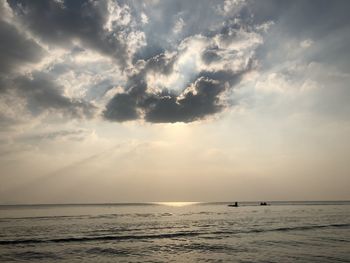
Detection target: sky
<box><xmin>0</xmin><ymin>0</ymin><xmax>349</xmax><ymax>204</ymax></box>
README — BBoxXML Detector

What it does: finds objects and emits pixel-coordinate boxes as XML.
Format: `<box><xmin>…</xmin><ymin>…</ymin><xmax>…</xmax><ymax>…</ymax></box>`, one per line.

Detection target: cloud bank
<box><xmin>1</xmin><ymin>0</ymin><xmax>350</xmax><ymax>127</ymax></box>
<box><xmin>0</xmin><ymin>0</ymin><xmax>269</xmax><ymax>126</ymax></box>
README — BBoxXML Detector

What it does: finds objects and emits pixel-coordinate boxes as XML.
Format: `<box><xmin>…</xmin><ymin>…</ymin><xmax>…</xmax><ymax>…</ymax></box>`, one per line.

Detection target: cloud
<box><xmin>0</xmin><ymin>14</ymin><xmax>43</xmax><ymax>77</ymax></box>
<box><xmin>103</xmin><ymin>14</ymin><xmax>261</xmax><ymax>123</ymax></box>
<box><xmin>19</xmin><ymin>129</ymin><xmax>89</xmax><ymax>143</ymax></box>
<box><xmin>217</xmin><ymin>0</ymin><xmax>246</xmax><ymax>17</ymax></box>
<box><xmin>2</xmin><ymin>0</ymin><xmax>269</xmax><ymax>125</ymax></box>
<box><xmin>104</xmin><ymin>93</ymin><xmax>138</xmax><ymax>122</ymax></box>
<box><xmin>300</xmin><ymin>39</ymin><xmax>313</xmax><ymax>48</ymax></box>
<box><xmin>8</xmin><ymin>0</ymin><xmax>145</xmax><ymax>69</ymax></box>
<box><xmin>13</xmin><ymin>72</ymin><xmax>96</xmax><ymax>119</ymax></box>
<box><xmin>0</xmin><ymin>70</ymin><xmax>96</xmax><ymax>127</ymax></box>
<box><xmin>3</xmin><ymin>0</ymin><xmax>347</xmax><ymax>127</ymax></box>
<box><xmin>143</xmin><ymin>73</ymin><xmax>239</xmax><ymax>123</ymax></box>
<box><xmin>104</xmin><ymin>51</ymin><xmax>252</xmax><ymax>123</ymax></box>
<box><xmin>173</xmin><ymin>17</ymin><xmax>185</xmax><ymax>35</ymax></box>
<box><xmin>0</xmin><ymin>91</ymin><xmax>32</xmax><ymax>133</ymax></box>
<box><xmin>201</xmin><ymin>47</ymin><xmax>222</xmax><ymax>64</ymax></box>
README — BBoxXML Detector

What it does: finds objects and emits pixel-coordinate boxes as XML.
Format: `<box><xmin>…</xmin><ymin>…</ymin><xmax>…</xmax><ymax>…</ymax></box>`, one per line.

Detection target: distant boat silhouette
<box><xmin>228</xmin><ymin>202</ymin><xmax>239</xmax><ymax>207</ymax></box>
<box><xmin>260</xmin><ymin>202</ymin><xmax>269</xmax><ymax>206</ymax></box>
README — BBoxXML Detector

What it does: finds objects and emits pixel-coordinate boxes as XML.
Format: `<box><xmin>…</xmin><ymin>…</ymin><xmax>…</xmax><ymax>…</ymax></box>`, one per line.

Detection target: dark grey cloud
<box><xmin>103</xmin><ymin>55</ymin><xmax>172</xmax><ymax>122</ymax></box>
<box><xmin>103</xmin><ymin>2</ymin><xmax>258</xmax><ymax>123</ymax></box>
<box><xmin>143</xmin><ymin>75</ymin><xmax>233</xmax><ymax>123</ymax></box>
<box><xmin>0</xmin><ymin>1</ymin><xmax>102</xmax><ymax>124</ymax></box>
<box><xmin>13</xmin><ymin>72</ymin><xmax>96</xmax><ymax>119</ymax></box>
<box><xmin>104</xmin><ymin>52</ymin><xmax>178</xmax><ymax>122</ymax></box>
<box><xmin>201</xmin><ymin>47</ymin><xmax>222</xmax><ymax>65</ymax></box>
<box><xmin>104</xmin><ymin>51</ymin><xmax>248</xmax><ymax>123</ymax></box>
<box><xmin>0</xmin><ymin>20</ymin><xmax>43</xmax><ymax>76</ymax></box>
<box><xmin>1</xmin><ymin>0</ymin><xmax>260</xmax><ymax>125</ymax></box>
<box><xmin>104</xmin><ymin>93</ymin><xmax>138</xmax><ymax>122</ymax></box>
<box><xmin>104</xmin><ymin>76</ymin><xmax>231</xmax><ymax>124</ymax></box>
<box><xmin>8</xmin><ymin>0</ymin><xmax>139</xmax><ymax>69</ymax></box>
<box><xmin>145</xmin><ymin>67</ymin><xmax>245</xmax><ymax>123</ymax></box>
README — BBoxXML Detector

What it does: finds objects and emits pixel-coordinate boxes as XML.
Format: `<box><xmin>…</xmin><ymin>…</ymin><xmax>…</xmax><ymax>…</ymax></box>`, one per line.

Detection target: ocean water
<box><xmin>0</xmin><ymin>201</ymin><xmax>349</xmax><ymax>262</ymax></box>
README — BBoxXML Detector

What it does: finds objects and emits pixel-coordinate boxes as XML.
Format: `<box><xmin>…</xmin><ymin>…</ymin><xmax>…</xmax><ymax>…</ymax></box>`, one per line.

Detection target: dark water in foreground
<box><xmin>0</xmin><ymin>201</ymin><xmax>349</xmax><ymax>262</ymax></box>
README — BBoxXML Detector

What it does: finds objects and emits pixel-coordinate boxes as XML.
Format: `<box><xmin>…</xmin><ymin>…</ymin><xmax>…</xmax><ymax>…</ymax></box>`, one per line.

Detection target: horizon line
<box><xmin>1</xmin><ymin>200</ymin><xmax>350</xmax><ymax>206</ymax></box>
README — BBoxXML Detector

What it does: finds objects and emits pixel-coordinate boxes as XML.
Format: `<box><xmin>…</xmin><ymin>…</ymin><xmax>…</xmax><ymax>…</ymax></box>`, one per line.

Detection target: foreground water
<box><xmin>0</xmin><ymin>201</ymin><xmax>349</xmax><ymax>262</ymax></box>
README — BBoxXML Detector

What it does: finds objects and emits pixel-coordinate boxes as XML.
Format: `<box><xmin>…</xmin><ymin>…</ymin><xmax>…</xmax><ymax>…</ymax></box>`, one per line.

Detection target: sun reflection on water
<box><xmin>153</xmin><ymin>202</ymin><xmax>200</xmax><ymax>207</ymax></box>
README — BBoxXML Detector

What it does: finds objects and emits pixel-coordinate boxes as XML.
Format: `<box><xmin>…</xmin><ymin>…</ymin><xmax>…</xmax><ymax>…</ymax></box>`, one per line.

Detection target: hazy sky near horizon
<box><xmin>1</xmin><ymin>0</ymin><xmax>350</xmax><ymax>204</ymax></box>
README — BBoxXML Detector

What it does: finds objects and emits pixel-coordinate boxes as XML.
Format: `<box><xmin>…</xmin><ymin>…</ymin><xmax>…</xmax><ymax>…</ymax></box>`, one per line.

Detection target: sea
<box><xmin>0</xmin><ymin>201</ymin><xmax>349</xmax><ymax>262</ymax></box>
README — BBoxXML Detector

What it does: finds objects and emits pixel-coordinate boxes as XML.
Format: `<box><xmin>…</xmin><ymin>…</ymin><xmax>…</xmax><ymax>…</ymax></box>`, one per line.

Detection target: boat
<box><xmin>260</xmin><ymin>202</ymin><xmax>269</xmax><ymax>206</ymax></box>
<box><xmin>228</xmin><ymin>202</ymin><xmax>239</xmax><ymax>207</ymax></box>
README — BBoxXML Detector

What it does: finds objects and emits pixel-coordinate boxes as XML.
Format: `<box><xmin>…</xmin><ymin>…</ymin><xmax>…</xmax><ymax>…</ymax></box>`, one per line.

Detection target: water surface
<box><xmin>0</xmin><ymin>201</ymin><xmax>349</xmax><ymax>262</ymax></box>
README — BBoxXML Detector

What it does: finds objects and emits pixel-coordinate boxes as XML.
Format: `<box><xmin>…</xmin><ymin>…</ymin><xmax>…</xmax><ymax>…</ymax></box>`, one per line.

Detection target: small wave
<box><xmin>268</xmin><ymin>223</ymin><xmax>350</xmax><ymax>233</ymax></box>
<box><xmin>9</xmin><ymin>251</ymin><xmax>61</xmax><ymax>260</ymax></box>
<box><xmin>213</xmin><ymin>223</ymin><xmax>350</xmax><ymax>235</ymax></box>
<box><xmin>0</xmin><ymin>212</ymin><xmax>171</xmax><ymax>221</ymax></box>
<box><xmin>0</xmin><ymin>231</ymin><xmax>202</xmax><ymax>245</ymax></box>
<box><xmin>86</xmin><ymin>247</ymin><xmax>132</xmax><ymax>256</ymax></box>
<box><xmin>160</xmin><ymin>213</ymin><xmax>173</xmax><ymax>216</ymax></box>
<box><xmin>88</xmin><ymin>225</ymin><xmax>188</xmax><ymax>235</ymax></box>
<box><xmin>1</xmin><ymin>223</ymin><xmax>348</xmax><ymax>245</ymax></box>
<box><xmin>180</xmin><ymin>211</ymin><xmax>217</xmax><ymax>216</ymax></box>
<box><xmin>0</xmin><ymin>215</ymin><xmax>89</xmax><ymax>221</ymax></box>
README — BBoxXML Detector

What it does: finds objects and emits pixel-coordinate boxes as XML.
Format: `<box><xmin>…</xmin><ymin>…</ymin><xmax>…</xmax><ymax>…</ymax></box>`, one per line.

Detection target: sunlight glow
<box><xmin>153</xmin><ymin>202</ymin><xmax>200</xmax><ymax>207</ymax></box>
